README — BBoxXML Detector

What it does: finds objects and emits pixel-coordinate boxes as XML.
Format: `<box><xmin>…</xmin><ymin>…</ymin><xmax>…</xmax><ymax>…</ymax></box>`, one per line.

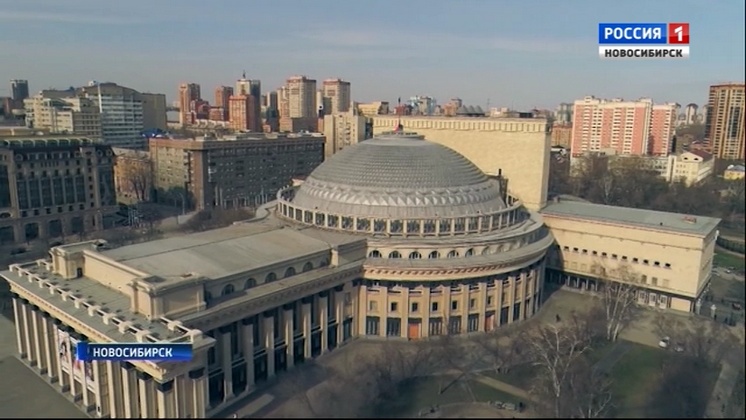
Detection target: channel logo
<box><xmin>598</xmin><ymin>23</ymin><xmax>690</xmax><ymax>59</ymax></box>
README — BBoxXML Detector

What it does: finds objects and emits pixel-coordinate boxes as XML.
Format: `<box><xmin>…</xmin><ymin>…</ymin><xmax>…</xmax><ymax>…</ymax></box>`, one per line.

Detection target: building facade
<box><xmin>11</xmin><ymin>79</ymin><xmax>30</xmax><ymax>102</ymax></box>
<box><xmin>214</xmin><ymin>86</ymin><xmax>233</xmax><ymax>121</ymax></box>
<box><xmin>542</xmin><ymin>199</ymin><xmax>719</xmax><ymax>312</ymax></box>
<box><xmin>705</xmin><ymin>83</ymin><xmax>745</xmax><ymax>160</ymax></box>
<box><xmin>322</xmin><ymin>111</ymin><xmax>368</xmax><ymax>158</ymax></box>
<box><xmin>0</xmin><ymin>136</ymin><xmax>118</xmax><ymax>244</ymax></box>
<box><xmin>23</xmin><ymin>96</ymin><xmax>102</xmax><ymax>139</ymax></box>
<box><xmin>371</xmin><ymin>115</ymin><xmax>550</xmax><ymax>212</ymax></box>
<box><xmin>178</xmin><ymin>83</ymin><xmax>201</xmax><ymax>127</ymax></box>
<box><xmin>228</xmin><ymin>95</ymin><xmax>261</xmax><ymax>132</ymax></box>
<box><xmin>141</xmin><ymin>93</ymin><xmax>167</xmax><ymax>131</ymax></box>
<box><xmin>571</xmin><ymin>96</ymin><xmax>677</xmax><ymax>157</ymax></box>
<box><xmin>149</xmin><ymin>133</ymin><xmax>325</xmax><ymax>210</ymax></box>
<box><xmin>724</xmin><ymin>164</ymin><xmax>745</xmax><ymax>181</ymax></box>
<box><xmin>551</xmin><ymin>123</ymin><xmax>572</xmax><ymax>148</ymax></box>
<box><xmin>356</xmin><ymin>101</ymin><xmax>389</xmax><ymax>117</ymax></box>
<box><xmin>322</xmin><ymin>79</ymin><xmax>351</xmax><ymax>114</ymax></box>
<box><xmin>1</xmin><ymin>131</ymin><xmax>719</xmax><ymax>418</ymax></box>
<box><xmin>77</xmin><ymin>83</ymin><xmax>145</xmax><ymax>149</ymax></box>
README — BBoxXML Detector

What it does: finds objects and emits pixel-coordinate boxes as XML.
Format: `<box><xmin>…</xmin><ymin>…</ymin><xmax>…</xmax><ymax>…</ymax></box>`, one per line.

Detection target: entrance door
<box><xmin>485</xmin><ymin>314</ymin><xmax>495</xmax><ymax>332</ymax></box>
<box><xmin>407</xmin><ymin>321</ymin><xmax>420</xmax><ymax>340</ymax></box>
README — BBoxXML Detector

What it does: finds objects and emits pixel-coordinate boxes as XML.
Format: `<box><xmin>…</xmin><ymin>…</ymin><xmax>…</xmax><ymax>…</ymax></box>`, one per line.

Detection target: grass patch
<box><xmin>609</xmin><ymin>343</ymin><xmax>719</xmax><ymax>418</ymax></box>
<box><xmin>709</xmin><ymin>275</ymin><xmax>746</xmax><ymax>305</ymax></box>
<box><xmin>714</xmin><ymin>251</ymin><xmax>746</xmax><ymax>271</ymax></box>
<box><xmin>373</xmin><ymin>375</ymin><xmax>520</xmax><ymax>418</ymax></box>
<box><xmin>727</xmin><ymin>371</ymin><xmax>745</xmax><ymax>418</ymax></box>
<box><xmin>586</xmin><ymin>340</ymin><xmax>617</xmax><ymax>365</ymax></box>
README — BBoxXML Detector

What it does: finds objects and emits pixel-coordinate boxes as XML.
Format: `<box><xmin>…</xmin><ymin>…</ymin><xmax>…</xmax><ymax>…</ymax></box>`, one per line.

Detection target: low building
<box><xmin>724</xmin><ymin>164</ymin><xmax>746</xmax><ymax>181</ymax></box>
<box><xmin>141</xmin><ymin>93</ymin><xmax>168</xmax><ymax>131</ymax></box>
<box><xmin>149</xmin><ymin>132</ymin><xmax>325</xmax><ymax>210</ymax></box>
<box><xmin>112</xmin><ymin>148</ymin><xmax>152</xmax><ymax>203</ymax></box>
<box><xmin>542</xmin><ymin>199</ymin><xmax>719</xmax><ymax>312</ymax></box>
<box><xmin>355</xmin><ymin>101</ymin><xmax>389</xmax><ymax>117</ymax></box>
<box><xmin>23</xmin><ymin>95</ymin><xmax>102</xmax><ymax>139</ymax></box>
<box><xmin>0</xmin><ymin>136</ymin><xmax>118</xmax><ymax>244</ymax></box>
<box><xmin>665</xmin><ymin>150</ymin><xmax>714</xmax><ymax>185</ymax></box>
<box><xmin>551</xmin><ymin>123</ymin><xmax>572</xmax><ymax>148</ymax></box>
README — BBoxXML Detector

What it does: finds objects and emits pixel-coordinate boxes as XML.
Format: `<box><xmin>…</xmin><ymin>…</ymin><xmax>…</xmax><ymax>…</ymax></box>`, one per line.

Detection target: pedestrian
<box><xmin>555</xmin><ymin>314</ymin><xmax>561</xmax><ymax>322</ymax></box>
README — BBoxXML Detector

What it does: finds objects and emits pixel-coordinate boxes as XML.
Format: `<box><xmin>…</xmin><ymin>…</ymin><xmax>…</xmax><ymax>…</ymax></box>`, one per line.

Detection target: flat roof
<box><xmin>541</xmin><ymin>201</ymin><xmax>720</xmax><ymax>236</ymax></box>
<box><xmin>103</xmin><ymin>221</ymin><xmax>334</xmax><ymax>280</ymax></box>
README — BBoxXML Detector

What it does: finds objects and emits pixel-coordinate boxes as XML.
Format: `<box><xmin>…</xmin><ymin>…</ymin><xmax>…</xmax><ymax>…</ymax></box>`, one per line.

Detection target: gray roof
<box><xmin>290</xmin><ymin>132</ymin><xmax>507</xmax><ymax>218</ymax></box>
<box><xmin>103</xmin><ymin>224</ymin><xmax>333</xmax><ymax>280</ymax></box>
<box><xmin>541</xmin><ymin>201</ymin><xmax>720</xmax><ymax>236</ymax></box>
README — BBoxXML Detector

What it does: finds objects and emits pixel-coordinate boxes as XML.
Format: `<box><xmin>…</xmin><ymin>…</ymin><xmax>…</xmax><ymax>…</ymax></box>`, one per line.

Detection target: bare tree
<box><xmin>593</xmin><ymin>264</ymin><xmax>640</xmax><ymax>342</ymax></box>
<box><xmin>567</xmin><ymin>357</ymin><xmax>614</xmax><ymax>418</ymax></box>
<box><xmin>432</xmin><ymin>332</ymin><xmax>479</xmax><ymax>399</ymax></box>
<box><xmin>115</xmin><ymin>150</ymin><xmax>152</xmax><ymax>202</ymax></box>
<box><xmin>525</xmin><ymin>313</ymin><xmax>594</xmax><ymax>417</ymax></box>
<box><xmin>471</xmin><ymin>327</ymin><xmax>530</xmax><ymax>375</ymax></box>
<box><xmin>682</xmin><ymin>317</ymin><xmax>736</xmax><ymax>366</ymax></box>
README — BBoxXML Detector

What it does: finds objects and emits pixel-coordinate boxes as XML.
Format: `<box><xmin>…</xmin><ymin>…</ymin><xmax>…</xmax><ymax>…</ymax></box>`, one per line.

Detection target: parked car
<box><xmin>658</xmin><ymin>337</ymin><xmax>670</xmax><ymax>349</ymax></box>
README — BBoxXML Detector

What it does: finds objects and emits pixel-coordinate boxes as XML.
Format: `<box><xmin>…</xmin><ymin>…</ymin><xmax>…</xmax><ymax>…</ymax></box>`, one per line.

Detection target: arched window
<box><xmin>447</xmin><ymin>250</ymin><xmax>459</xmax><ymax>258</ymax></box>
<box><xmin>369</xmin><ymin>250</ymin><xmax>382</xmax><ymax>258</ymax></box>
<box><xmin>409</xmin><ymin>251</ymin><xmax>422</xmax><ymax>259</ymax></box>
<box><xmin>428</xmin><ymin>251</ymin><xmax>440</xmax><ymax>259</ymax></box>
<box><xmin>265</xmin><ymin>272</ymin><xmax>277</xmax><ymax>283</ymax></box>
<box><xmin>302</xmin><ymin>262</ymin><xmax>313</xmax><ymax>272</ymax></box>
<box><xmin>244</xmin><ymin>278</ymin><xmax>257</xmax><ymax>290</ymax></box>
<box><xmin>389</xmin><ymin>251</ymin><xmax>401</xmax><ymax>259</ymax></box>
<box><xmin>221</xmin><ymin>284</ymin><xmax>234</xmax><ymax>296</ymax></box>
<box><xmin>465</xmin><ymin>248</ymin><xmax>474</xmax><ymax>257</ymax></box>
<box><xmin>481</xmin><ymin>247</ymin><xmax>491</xmax><ymax>256</ymax></box>
<box><xmin>284</xmin><ymin>267</ymin><xmax>296</xmax><ymax>278</ymax></box>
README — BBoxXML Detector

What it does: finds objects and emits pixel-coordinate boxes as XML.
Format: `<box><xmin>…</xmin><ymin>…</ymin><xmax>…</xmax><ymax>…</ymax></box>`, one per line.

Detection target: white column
<box><xmin>12</xmin><ymin>297</ymin><xmax>26</xmax><ymax>357</ymax></box>
<box><xmin>31</xmin><ymin>309</ymin><xmax>45</xmax><ymax>372</ymax></box>
<box><xmin>319</xmin><ymin>294</ymin><xmax>329</xmax><ymax>352</ymax></box>
<box><xmin>302</xmin><ymin>301</ymin><xmax>312</xmax><ymax>358</ymax></box>
<box><xmin>461</xmin><ymin>286</ymin><xmax>469</xmax><ymax>334</ymax></box>
<box><xmin>400</xmin><ymin>288</ymin><xmax>409</xmax><ymax>339</ymax></box>
<box><xmin>41</xmin><ymin>315</ymin><xmax>56</xmax><ymax>379</ymax></box>
<box><xmin>106</xmin><ymin>362</ymin><xmax>123</xmax><ymax>418</ymax></box>
<box><xmin>67</xmin><ymin>332</ymin><xmax>78</xmax><ymax>400</ymax></box>
<box><xmin>21</xmin><ymin>303</ymin><xmax>35</xmax><ymax>365</ymax></box>
<box><xmin>174</xmin><ymin>375</ymin><xmax>191</xmax><ymax>418</ymax></box>
<box><xmin>121</xmin><ymin>364</ymin><xmax>140</xmax><ymax>418</ymax></box>
<box><xmin>264</xmin><ymin>314</ymin><xmax>275</xmax><ymax>378</ymax></box>
<box><xmin>241</xmin><ymin>321</ymin><xmax>255</xmax><ymax>389</ymax></box>
<box><xmin>81</xmin><ymin>348</ymin><xmax>91</xmax><ymax>409</ymax></box>
<box><xmin>55</xmin><ymin>323</ymin><xmax>68</xmax><ymax>391</ymax></box>
<box><xmin>356</xmin><ymin>284</ymin><xmax>367</xmax><ymax>336</ymax></box>
<box><xmin>156</xmin><ymin>380</ymin><xmax>176</xmax><ymax>418</ymax></box>
<box><xmin>520</xmin><ymin>272</ymin><xmax>529</xmax><ymax>320</ymax></box>
<box><xmin>190</xmin><ymin>369</ymin><xmax>207</xmax><ymax>419</ymax></box>
<box><xmin>284</xmin><ymin>308</ymin><xmax>295</xmax><ymax>369</ymax></box>
<box><xmin>508</xmin><ymin>275</ymin><xmax>516</xmax><ymax>324</ymax></box>
<box><xmin>138</xmin><ymin>371</ymin><xmax>156</xmax><ymax>418</ymax></box>
<box><xmin>220</xmin><ymin>328</ymin><xmax>234</xmax><ymax>401</ymax></box>
<box><xmin>478</xmin><ymin>283</ymin><xmax>488</xmax><ymax>332</ymax></box>
<box><xmin>422</xmin><ymin>287</ymin><xmax>431</xmax><ymax>338</ymax></box>
<box><xmin>91</xmin><ymin>361</ymin><xmax>103</xmax><ymax>416</ymax></box>
<box><xmin>335</xmin><ymin>291</ymin><xmax>345</xmax><ymax>344</ymax></box>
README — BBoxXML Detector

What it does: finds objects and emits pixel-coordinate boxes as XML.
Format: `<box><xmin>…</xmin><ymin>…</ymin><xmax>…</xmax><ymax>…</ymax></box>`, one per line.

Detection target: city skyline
<box><xmin>1</xmin><ymin>0</ymin><xmax>744</xmax><ymax>109</ymax></box>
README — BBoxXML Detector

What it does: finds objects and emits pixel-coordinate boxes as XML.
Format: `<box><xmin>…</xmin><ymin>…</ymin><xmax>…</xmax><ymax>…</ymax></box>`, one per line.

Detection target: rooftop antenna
<box><xmin>242</xmin><ymin>70</ymin><xmax>246</xmax><ymax>79</ymax></box>
<box><xmin>396</xmin><ymin>97</ymin><xmax>403</xmax><ymax>131</ymax></box>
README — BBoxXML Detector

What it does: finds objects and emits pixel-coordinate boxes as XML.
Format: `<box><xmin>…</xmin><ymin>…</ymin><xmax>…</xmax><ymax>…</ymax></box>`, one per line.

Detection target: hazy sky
<box><xmin>1</xmin><ymin>0</ymin><xmax>744</xmax><ymax>109</ymax></box>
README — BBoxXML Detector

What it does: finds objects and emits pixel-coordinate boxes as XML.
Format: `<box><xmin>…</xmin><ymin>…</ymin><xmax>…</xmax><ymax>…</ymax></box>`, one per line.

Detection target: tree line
<box><xmin>550</xmin><ymin>154</ymin><xmax>745</xmax><ymax>231</ymax></box>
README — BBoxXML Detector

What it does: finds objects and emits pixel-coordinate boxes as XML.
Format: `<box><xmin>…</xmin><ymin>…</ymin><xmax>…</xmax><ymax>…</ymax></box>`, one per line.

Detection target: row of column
<box><xmin>11</xmin><ymin>293</ymin><xmax>206</xmax><ymax>418</ymax></box>
<box><xmin>359</xmin><ymin>264</ymin><xmax>544</xmax><ymax>338</ymax></box>
<box><xmin>208</xmin><ymin>285</ymin><xmax>352</xmax><ymax>413</ymax></box>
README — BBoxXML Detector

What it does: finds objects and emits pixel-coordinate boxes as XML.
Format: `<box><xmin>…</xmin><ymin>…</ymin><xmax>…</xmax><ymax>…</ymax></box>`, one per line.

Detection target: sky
<box><xmin>0</xmin><ymin>0</ymin><xmax>744</xmax><ymax>109</ymax></box>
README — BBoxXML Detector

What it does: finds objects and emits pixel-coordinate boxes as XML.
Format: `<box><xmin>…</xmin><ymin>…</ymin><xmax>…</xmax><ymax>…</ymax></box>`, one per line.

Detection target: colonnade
<box><xmin>202</xmin><ymin>284</ymin><xmax>355</xmax><ymax>414</ymax></box>
<box><xmin>359</xmin><ymin>263</ymin><xmax>544</xmax><ymax>339</ymax></box>
<box><xmin>11</xmin><ymin>293</ymin><xmax>207</xmax><ymax>418</ymax></box>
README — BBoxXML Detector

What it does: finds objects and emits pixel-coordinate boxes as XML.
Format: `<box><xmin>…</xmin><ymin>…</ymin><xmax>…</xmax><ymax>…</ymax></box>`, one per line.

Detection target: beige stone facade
<box><xmin>541</xmin><ymin>199</ymin><xmax>719</xmax><ymax>312</ymax></box>
<box><xmin>371</xmin><ymin>116</ymin><xmax>550</xmax><ymax>212</ymax></box>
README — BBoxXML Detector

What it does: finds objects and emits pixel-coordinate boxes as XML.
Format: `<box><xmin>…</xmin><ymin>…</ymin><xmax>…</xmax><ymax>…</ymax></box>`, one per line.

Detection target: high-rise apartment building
<box><xmin>682</xmin><ymin>103</ymin><xmax>699</xmax><ymax>126</ymax></box>
<box><xmin>262</xmin><ymin>92</ymin><xmax>280</xmax><ymax>132</ymax></box>
<box><xmin>235</xmin><ymin>74</ymin><xmax>261</xmax><ymax>130</ymax></box>
<box><xmin>316</xmin><ymin>90</ymin><xmax>331</xmax><ymax>117</ymax></box>
<box><xmin>178</xmin><ymin>83</ymin><xmax>201</xmax><ymax>126</ymax></box>
<box><xmin>141</xmin><ymin>93</ymin><xmax>167</xmax><ymax>131</ymax></box>
<box><xmin>149</xmin><ymin>133</ymin><xmax>325</xmax><ymax>209</ymax></box>
<box><xmin>571</xmin><ymin>96</ymin><xmax>677</xmax><ymax>157</ymax></box>
<box><xmin>322</xmin><ymin>78</ymin><xmax>351</xmax><ymax>114</ymax></box>
<box><xmin>77</xmin><ymin>82</ymin><xmax>145</xmax><ymax>149</ymax></box>
<box><xmin>0</xmin><ymin>136</ymin><xmax>117</xmax><ymax>244</ymax></box>
<box><xmin>322</xmin><ymin>111</ymin><xmax>368</xmax><ymax>158</ymax></box>
<box><xmin>10</xmin><ymin>79</ymin><xmax>29</xmax><ymax>102</ymax></box>
<box><xmin>23</xmin><ymin>94</ymin><xmax>102</xmax><ymax>139</ymax></box>
<box><xmin>214</xmin><ymin>86</ymin><xmax>233</xmax><ymax>121</ymax></box>
<box><xmin>555</xmin><ymin>103</ymin><xmax>573</xmax><ymax>124</ymax></box>
<box><xmin>551</xmin><ymin>123</ymin><xmax>572</xmax><ymax>148</ymax></box>
<box><xmin>705</xmin><ymin>83</ymin><xmax>745</xmax><ymax>160</ymax></box>
<box><xmin>228</xmin><ymin>95</ymin><xmax>261</xmax><ymax>132</ymax></box>
<box><xmin>286</xmin><ymin>76</ymin><xmax>317</xmax><ymax>118</ymax></box>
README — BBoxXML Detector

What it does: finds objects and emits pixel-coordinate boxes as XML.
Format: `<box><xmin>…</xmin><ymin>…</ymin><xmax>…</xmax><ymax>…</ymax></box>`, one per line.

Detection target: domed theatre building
<box><xmin>3</xmin><ymin>131</ymin><xmax>553</xmax><ymax>418</ymax></box>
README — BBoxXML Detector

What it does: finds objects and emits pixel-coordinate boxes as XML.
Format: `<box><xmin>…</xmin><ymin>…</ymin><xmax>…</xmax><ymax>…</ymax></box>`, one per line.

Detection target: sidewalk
<box><xmin>472</xmin><ymin>373</ymin><xmax>533</xmax><ymax>402</ymax></box>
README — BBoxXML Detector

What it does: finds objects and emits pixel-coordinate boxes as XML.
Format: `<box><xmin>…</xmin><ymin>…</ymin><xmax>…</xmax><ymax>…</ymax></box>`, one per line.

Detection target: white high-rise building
<box><xmin>78</xmin><ymin>82</ymin><xmax>145</xmax><ymax>149</ymax></box>
<box><xmin>286</xmin><ymin>76</ymin><xmax>317</xmax><ymax>119</ymax></box>
<box><xmin>322</xmin><ymin>78</ymin><xmax>351</xmax><ymax>114</ymax></box>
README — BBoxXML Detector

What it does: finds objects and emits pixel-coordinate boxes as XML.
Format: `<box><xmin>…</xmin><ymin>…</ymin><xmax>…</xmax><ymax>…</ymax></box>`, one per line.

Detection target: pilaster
<box><xmin>189</xmin><ymin>368</ymin><xmax>207</xmax><ymax>419</ymax></box>
<box><xmin>218</xmin><ymin>325</ymin><xmax>234</xmax><ymax>401</ymax></box>
<box><xmin>41</xmin><ymin>313</ymin><xmax>56</xmax><ymax>380</ymax></box>
<box><xmin>156</xmin><ymin>380</ymin><xmax>176</xmax><ymax>418</ymax></box>
<box><xmin>121</xmin><ymin>363</ymin><xmax>140</xmax><ymax>418</ymax></box>
<box><xmin>263</xmin><ymin>312</ymin><xmax>275</xmax><ymax>378</ymax></box>
<box><xmin>106</xmin><ymin>361</ymin><xmax>123</xmax><ymax>418</ymax></box>
<box><xmin>301</xmin><ymin>299</ymin><xmax>312</xmax><ymax>358</ymax></box>
<box><xmin>241</xmin><ymin>318</ymin><xmax>255</xmax><ymax>389</ymax></box>
<box><xmin>138</xmin><ymin>370</ymin><xmax>156</xmax><ymax>418</ymax></box>
<box><xmin>319</xmin><ymin>294</ymin><xmax>329</xmax><ymax>352</ymax></box>
<box><xmin>21</xmin><ymin>301</ymin><xmax>35</xmax><ymax>365</ymax></box>
<box><xmin>284</xmin><ymin>306</ymin><xmax>295</xmax><ymax>369</ymax></box>
<box><xmin>12</xmin><ymin>296</ymin><xmax>26</xmax><ymax>357</ymax></box>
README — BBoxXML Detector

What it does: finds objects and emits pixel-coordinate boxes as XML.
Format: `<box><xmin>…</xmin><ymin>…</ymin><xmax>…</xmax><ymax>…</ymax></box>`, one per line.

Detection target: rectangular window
<box><xmin>431</xmin><ymin>302</ymin><xmax>439</xmax><ymax>312</ymax></box>
<box><xmin>390</xmin><ymin>302</ymin><xmax>398</xmax><ymax>312</ymax></box>
<box><xmin>451</xmin><ymin>301</ymin><xmax>458</xmax><ymax>311</ymax></box>
<box><xmin>411</xmin><ymin>302</ymin><xmax>419</xmax><ymax>313</ymax></box>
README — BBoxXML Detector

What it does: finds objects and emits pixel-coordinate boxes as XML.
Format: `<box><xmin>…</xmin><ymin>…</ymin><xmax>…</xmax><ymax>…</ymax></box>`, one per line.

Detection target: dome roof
<box><xmin>290</xmin><ymin>132</ymin><xmax>507</xmax><ymax>219</ymax></box>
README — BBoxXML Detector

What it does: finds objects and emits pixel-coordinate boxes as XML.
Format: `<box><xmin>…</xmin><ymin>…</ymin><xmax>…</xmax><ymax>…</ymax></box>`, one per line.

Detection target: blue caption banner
<box><xmin>76</xmin><ymin>342</ymin><xmax>193</xmax><ymax>362</ymax></box>
<box><xmin>598</xmin><ymin>23</ymin><xmax>668</xmax><ymax>45</ymax></box>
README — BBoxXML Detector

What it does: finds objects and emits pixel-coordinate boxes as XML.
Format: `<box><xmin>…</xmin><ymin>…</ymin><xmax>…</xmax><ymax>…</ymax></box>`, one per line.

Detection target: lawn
<box><xmin>373</xmin><ymin>375</ymin><xmax>520</xmax><ymax>418</ymax></box>
<box><xmin>609</xmin><ymin>343</ymin><xmax>719</xmax><ymax>418</ymax></box>
<box><xmin>726</xmin><ymin>370</ymin><xmax>745</xmax><ymax>419</ymax></box>
<box><xmin>714</xmin><ymin>251</ymin><xmax>746</xmax><ymax>271</ymax></box>
<box><xmin>709</xmin><ymin>275</ymin><xmax>746</xmax><ymax>305</ymax></box>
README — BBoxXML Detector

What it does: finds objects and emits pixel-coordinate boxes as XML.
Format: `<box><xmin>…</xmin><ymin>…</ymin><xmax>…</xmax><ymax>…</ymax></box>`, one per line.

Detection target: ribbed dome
<box><xmin>290</xmin><ymin>132</ymin><xmax>507</xmax><ymax>218</ymax></box>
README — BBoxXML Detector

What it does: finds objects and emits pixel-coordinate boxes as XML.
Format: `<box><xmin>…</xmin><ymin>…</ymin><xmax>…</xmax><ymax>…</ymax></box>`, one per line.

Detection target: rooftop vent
<box><xmin>682</xmin><ymin>216</ymin><xmax>697</xmax><ymax>224</ymax></box>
